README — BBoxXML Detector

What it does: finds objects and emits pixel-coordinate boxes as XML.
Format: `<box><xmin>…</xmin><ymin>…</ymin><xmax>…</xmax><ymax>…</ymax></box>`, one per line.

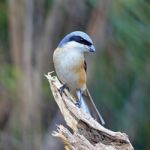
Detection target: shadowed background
<box><xmin>0</xmin><ymin>0</ymin><xmax>150</xmax><ymax>149</ymax></box>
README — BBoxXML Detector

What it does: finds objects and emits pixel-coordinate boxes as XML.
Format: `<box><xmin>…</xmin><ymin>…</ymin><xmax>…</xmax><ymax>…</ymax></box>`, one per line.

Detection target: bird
<box><xmin>53</xmin><ymin>31</ymin><xmax>105</xmax><ymax>125</ymax></box>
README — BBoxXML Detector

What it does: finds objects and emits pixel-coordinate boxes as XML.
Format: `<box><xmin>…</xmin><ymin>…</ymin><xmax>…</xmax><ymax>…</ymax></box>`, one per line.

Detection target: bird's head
<box><xmin>58</xmin><ymin>31</ymin><xmax>95</xmax><ymax>53</ymax></box>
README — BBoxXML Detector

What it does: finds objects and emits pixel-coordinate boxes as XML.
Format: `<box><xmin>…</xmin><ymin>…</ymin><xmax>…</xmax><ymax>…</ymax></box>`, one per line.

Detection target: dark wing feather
<box><xmin>84</xmin><ymin>60</ymin><xmax>87</xmax><ymax>72</ymax></box>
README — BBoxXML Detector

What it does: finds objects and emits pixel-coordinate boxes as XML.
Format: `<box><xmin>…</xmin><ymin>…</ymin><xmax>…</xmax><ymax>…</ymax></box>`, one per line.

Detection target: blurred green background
<box><xmin>0</xmin><ymin>0</ymin><xmax>150</xmax><ymax>149</ymax></box>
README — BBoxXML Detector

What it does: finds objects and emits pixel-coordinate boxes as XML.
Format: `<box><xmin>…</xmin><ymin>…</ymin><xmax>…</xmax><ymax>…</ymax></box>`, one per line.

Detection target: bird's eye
<box><xmin>79</xmin><ymin>38</ymin><xmax>84</xmax><ymax>43</ymax></box>
<box><xmin>79</xmin><ymin>38</ymin><xmax>92</xmax><ymax>46</ymax></box>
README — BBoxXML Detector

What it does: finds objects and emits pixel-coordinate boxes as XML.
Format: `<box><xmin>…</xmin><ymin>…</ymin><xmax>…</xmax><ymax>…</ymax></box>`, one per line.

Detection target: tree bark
<box><xmin>46</xmin><ymin>73</ymin><xmax>134</xmax><ymax>150</ymax></box>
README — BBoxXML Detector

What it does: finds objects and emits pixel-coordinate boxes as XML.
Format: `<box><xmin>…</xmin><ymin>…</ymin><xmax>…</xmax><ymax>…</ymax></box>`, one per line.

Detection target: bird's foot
<box><xmin>58</xmin><ymin>84</ymin><xmax>69</xmax><ymax>95</ymax></box>
<box><xmin>75</xmin><ymin>99</ymin><xmax>81</xmax><ymax>108</ymax></box>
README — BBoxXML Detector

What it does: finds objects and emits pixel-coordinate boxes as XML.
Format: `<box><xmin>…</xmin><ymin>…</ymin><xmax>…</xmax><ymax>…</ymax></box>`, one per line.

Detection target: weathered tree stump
<box><xmin>45</xmin><ymin>72</ymin><xmax>134</xmax><ymax>150</ymax></box>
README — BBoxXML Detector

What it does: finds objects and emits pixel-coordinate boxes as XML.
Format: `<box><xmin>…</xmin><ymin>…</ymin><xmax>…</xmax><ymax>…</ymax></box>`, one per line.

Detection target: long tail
<box><xmin>82</xmin><ymin>89</ymin><xmax>105</xmax><ymax>125</ymax></box>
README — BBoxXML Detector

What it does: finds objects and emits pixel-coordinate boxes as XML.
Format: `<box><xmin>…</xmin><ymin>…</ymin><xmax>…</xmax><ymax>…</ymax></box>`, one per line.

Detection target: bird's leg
<box><xmin>75</xmin><ymin>90</ymin><xmax>82</xmax><ymax>108</ymax></box>
<box><xmin>58</xmin><ymin>84</ymin><xmax>69</xmax><ymax>95</ymax></box>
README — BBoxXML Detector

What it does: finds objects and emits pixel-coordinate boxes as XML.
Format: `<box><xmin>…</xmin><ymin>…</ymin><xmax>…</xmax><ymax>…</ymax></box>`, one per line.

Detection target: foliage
<box><xmin>90</xmin><ymin>1</ymin><xmax>150</xmax><ymax>149</ymax></box>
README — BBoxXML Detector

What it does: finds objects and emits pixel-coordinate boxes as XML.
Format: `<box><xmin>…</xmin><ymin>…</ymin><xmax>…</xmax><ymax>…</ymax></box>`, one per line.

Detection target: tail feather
<box><xmin>82</xmin><ymin>89</ymin><xmax>105</xmax><ymax>125</ymax></box>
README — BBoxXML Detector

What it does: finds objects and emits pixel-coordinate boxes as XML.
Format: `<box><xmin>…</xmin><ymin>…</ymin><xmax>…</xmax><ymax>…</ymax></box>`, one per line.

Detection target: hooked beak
<box><xmin>89</xmin><ymin>45</ymin><xmax>96</xmax><ymax>52</ymax></box>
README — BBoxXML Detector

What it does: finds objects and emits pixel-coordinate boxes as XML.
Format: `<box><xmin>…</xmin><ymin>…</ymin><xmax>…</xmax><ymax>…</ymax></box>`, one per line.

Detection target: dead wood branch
<box><xmin>45</xmin><ymin>72</ymin><xmax>134</xmax><ymax>150</ymax></box>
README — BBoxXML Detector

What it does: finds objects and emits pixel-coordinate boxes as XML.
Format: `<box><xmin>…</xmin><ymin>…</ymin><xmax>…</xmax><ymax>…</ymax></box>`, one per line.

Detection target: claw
<box><xmin>75</xmin><ymin>99</ymin><xmax>81</xmax><ymax>108</ymax></box>
<box><xmin>58</xmin><ymin>84</ymin><xmax>69</xmax><ymax>95</ymax></box>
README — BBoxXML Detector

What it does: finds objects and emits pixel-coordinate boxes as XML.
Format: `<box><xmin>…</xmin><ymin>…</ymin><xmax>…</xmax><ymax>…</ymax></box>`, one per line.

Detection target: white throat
<box><xmin>63</xmin><ymin>41</ymin><xmax>86</xmax><ymax>53</ymax></box>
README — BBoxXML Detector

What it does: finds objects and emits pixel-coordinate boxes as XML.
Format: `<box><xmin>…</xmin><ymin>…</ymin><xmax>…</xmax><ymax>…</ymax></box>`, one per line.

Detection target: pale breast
<box><xmin>53</xmin><ymin>47</ymin><xmax>86</xmax><ymax>91</ymax></box>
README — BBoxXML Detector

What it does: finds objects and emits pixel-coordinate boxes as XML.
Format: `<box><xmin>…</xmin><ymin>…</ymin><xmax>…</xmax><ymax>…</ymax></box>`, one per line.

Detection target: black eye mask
<box><xmin>69</xmin><ymin>36</ymin><xmax>92</xmax><ymax>46</ymax></box>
